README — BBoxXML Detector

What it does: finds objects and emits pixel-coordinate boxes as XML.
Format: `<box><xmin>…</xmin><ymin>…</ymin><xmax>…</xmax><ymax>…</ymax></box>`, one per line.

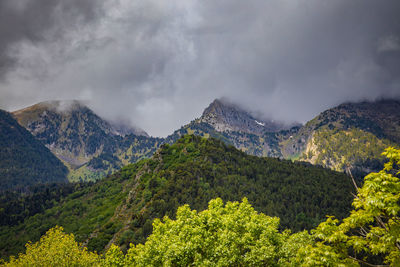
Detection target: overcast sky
<box><xmin>0</xmin><ymin>0</ymin><xmax>399</xmax><ymax>136</ymax></box>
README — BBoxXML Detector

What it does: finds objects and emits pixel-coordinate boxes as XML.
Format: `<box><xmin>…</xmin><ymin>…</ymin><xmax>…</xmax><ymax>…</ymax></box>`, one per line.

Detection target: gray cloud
<box><xmin>0</xmin><ymin>0</ymin><xmax>105</xmax><ymax>77</ymax></box>
<box><xmin>0</xmin><ymin>0</ymin><xmax>399</xmax><ymax>136</ymax></box>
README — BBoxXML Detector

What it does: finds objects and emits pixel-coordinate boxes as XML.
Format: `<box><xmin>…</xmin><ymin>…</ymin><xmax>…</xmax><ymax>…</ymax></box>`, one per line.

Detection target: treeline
<box><xmin>120</xmin><ymin>135</ymin><xmax>354</xmax><ymax>248</ymax></box>
<box><xmin>0</xmin><ymin>135</ymin><xmax>355</xmax><ymax>259</ymax></box>
<box><xmin>0</xmin><ymin>110</ymin><xmax>68</xmax><ymax>191</ymax></box>
<box><xmin>2</xmin><ymin>146</ymin><xmax>400</xmax><ymax>266</ymax></box>
<box><xmin>0</xmin><ymin>182</ymin><xmax>89</xmax><ymax>226</ymax></box>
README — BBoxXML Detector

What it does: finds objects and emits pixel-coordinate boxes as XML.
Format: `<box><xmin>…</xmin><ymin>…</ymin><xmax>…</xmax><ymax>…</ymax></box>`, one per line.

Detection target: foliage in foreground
<box><xmin>1</xmin><ymin>226</ymin><xmax>100</xmax><ymax>267</ymax></box>
<box><xmin>121</xmin><ymin>198</ymin><xmax>311</xmax><ymax>266</ymax></box>
<box><xmin>1</xmin><ymin>199</ymin><xmax>311</xmax><ymax>267</ymax></box>
<box><xmin>0</xmin><ymin>135</ymin><xmax>354</xmax><ymax>258</ymax></box>
<box><xmin>2</xmin><ymin>146</ymin><xmax>400</xmax><ymax>266</ymax></box>
<box><xmin>300</xmin><ymin>146</ymin><xmax>400</xmax><ymax>266</ymax></box>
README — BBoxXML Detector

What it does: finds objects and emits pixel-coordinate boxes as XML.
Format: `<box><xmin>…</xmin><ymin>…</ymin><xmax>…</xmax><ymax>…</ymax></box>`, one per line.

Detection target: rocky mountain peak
<box><xmin>200</xmin><ymin>98</ymin><xmax>287</xmax><ymax>135</ymax></box>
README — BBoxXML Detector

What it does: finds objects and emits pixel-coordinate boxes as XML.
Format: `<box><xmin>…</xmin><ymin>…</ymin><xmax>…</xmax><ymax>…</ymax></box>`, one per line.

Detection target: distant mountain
<box><xmin>165</xmin><ymin>99</ymin><xmax>294</xmax><ymax>157</ymax></box>
<box><xmin>10</xmin><ymin>99</ymin><xmax>294</xmax><ymax>182</ymax></box>
<box><xmin>201</xmin><ymin>98</ymin><xmax>287</xmax><ymax>134</ymax></box>
<box><xmin>11</xmin><ymin>100</ymin><xmax>156</xmax><ymax>181</ymax></box>
<box><xmin>0</xmin><ymin>135</ymin><xmax>354</xmax><ymax>258</ymax></box>
<box><xmin>281</xmin><ymin>99</ymin><xmax>400</xmax><ymax>174</ymax></box>
<box><xmin>10</xmin><ymin>98</ymin><xmax>400</xmax><ymax>183</ymax></box>
<box><xmin>12</xmin><ymin>100</ymin><xmax>147</xmax><ymax>166</ymax></box>
<box><xmin>169</xmin><ymin>98</ymin><xmax>400</xmax><ymax>175</ymax></box>
<box><xmin>0</xmin><ymin>109</ymin><xmax>68</xmax><ymax>191</ymax></box>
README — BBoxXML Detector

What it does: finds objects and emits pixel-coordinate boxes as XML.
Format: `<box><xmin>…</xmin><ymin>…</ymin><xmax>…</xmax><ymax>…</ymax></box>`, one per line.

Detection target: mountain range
<box><xmin>1</xmin><ymin>97</ymin><xmax>399</xmax><ymax>260</ymax></box>
<box><xmin>2</xmin><ymin>97</ymin><xmax>399</xmax><ymax>188</ymax></box>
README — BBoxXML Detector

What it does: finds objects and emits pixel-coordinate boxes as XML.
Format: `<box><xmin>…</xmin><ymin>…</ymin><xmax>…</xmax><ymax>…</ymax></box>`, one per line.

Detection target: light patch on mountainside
<box><xmin>67</xmin><ymin>165</ymin><xmax>106</xmax><ymax>182</ymax></box>
<box><xmin>301</xmin><ymin>128</ymin><xmax>393</xmax><ymax>173</ymax></box>
<box><xmin>255</xmin><ymin>120</ymin><xmax>265</xmax><ymax>126</ymax></box>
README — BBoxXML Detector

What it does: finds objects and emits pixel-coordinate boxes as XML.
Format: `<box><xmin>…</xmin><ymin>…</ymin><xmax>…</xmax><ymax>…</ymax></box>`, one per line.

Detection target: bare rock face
<box><xmin>200</xmin><ymin>98</ymin><xmax>288</xmax><ymax>135</ymax></box>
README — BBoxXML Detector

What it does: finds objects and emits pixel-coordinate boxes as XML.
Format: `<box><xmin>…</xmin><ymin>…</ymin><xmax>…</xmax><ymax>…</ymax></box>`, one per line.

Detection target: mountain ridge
<box><xmin>8</xmin><ymin>98</ymin><xmax>400</xmax><ymax>182</ymax></box>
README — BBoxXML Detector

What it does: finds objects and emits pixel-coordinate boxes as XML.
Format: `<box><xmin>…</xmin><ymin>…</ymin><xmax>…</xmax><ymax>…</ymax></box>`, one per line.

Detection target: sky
<box><xmin>0</xmin><ymin>0</ymin><xmax>399</xmax><ymax>137</ymax></box>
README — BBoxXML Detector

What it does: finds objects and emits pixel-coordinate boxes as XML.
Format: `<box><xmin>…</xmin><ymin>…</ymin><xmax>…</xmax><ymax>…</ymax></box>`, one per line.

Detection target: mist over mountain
<box><xmin>200</xmin><ymin>98</ymin><xmax>293</xmax><ymax>134</ymax></box>
<box><xmin>6</xmin><ymin>97</ymin><xmax>399</xmax><ymax>183</ymax></box>
<box><xmin>12</xmin><ymin>100</ymin><xmax>147</xmax><ymax>167</ymax></box>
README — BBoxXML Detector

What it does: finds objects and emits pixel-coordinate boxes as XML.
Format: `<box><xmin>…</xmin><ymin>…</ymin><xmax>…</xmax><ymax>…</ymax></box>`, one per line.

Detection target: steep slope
<box><xmin>282</xmin><ymin>99</ymin><xmax>400</xmax><ymax>174</ymax></box>
<box><xmin>169</xmin><ymin>99</ymin><xmax>400</xmax><ymax>172</ymax></box>
<box><xmin>12</xmin><ymin>100</ymin><xmax>147</xmax><ymax>166</ymax></box>
<box><xmin>0</xmin><ymin>135</ymin><xmax>354</xmax><ymax>258</ymax></box>
<box><xmin>72</xmin><ymin>134</ymin><xmax>163</xmax><ymax>182</ymax></box>
<box><xmin>12</xmin><ymin>100</ymin><xmax>158</xmax><ymax>181</ymax></box>
<box><xmin>0</xmin><ymin>109</ymin><xmax>68</xmax><ymax>191</ymax></box>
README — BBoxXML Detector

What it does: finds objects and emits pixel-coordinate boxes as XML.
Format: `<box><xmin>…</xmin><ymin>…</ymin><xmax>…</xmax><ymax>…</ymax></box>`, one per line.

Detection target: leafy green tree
<box><xmin>299</xmin><ymin>147</ymin><xmax>400</xmax><ymax>266</ymax></box>
<box><xmin>102</xmin><ymin>244</ymin><xmax>125</xmax><ymax>267</ymax></box>
<box><xmin>118</xmin><ymin>198</ymin><xmax>311</xmax><ymax>266</ymax></box>
<box><xmin>2</xmin><ymin>226</ymin><xmax>100</xmax><ymax>267</ymax></box>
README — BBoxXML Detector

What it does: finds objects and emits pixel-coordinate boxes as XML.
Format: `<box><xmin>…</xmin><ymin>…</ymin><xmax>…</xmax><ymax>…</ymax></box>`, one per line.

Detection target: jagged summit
<box><xmin>200</xmin><ymin>98</ymin><xmax>287</xmax><ymax>135</ymax></box>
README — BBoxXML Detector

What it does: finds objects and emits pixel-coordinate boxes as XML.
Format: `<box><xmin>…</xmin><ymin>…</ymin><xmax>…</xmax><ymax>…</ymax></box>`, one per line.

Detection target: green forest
<box><xmin>0</xmin><ymin>135</ymin><xmax>355</xmax><ymax>260</ymax></box>
<box><xmin>1</xmin><ymin>145</ymin><xmax>400</xmax><ymax>266</ymax></box>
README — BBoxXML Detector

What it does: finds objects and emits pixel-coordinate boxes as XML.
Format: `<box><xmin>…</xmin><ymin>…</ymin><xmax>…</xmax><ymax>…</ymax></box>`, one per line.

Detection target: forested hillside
<box><xmin>0</xmin><ymin>110</ymin><xmax>68</xmax><ymax>191</ymax></box>
<box><xmin>3</xmin><ymin>146</ymin><xmax>400</xmax><ymax>266</ymax></box>
<box><xmin>0</xmin><ymin>135</ymin><xmax>354</xmax><ymax>259</ymax></box>
<box><xmin>0</xmin><ymin>182</ymin><xmax>89</xmax><ymax>227</ymax></box>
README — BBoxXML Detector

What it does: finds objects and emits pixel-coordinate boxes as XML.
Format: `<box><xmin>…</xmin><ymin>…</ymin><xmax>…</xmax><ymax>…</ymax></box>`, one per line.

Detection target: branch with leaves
<box><xmin>300</xmin><ymin>147</ymin><xmax>400</xmax><ymax>266</ymax></box>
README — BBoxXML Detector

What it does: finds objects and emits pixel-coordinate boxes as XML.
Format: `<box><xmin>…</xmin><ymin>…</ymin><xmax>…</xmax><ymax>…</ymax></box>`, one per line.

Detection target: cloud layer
<box><xmin>0</xmin><ymin>0</ymin><xmax>399</xmax><ymax>136</ymax></box>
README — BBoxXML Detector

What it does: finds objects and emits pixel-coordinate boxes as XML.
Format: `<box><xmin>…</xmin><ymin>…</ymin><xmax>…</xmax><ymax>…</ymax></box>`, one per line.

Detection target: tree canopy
<box><xmin>300</xmin><ymin>146</ymin><xmax>400</xmax><ymax>266</ymax></box>
<box><xmin>1</xmin><ymin>226</ymin><xmax>100</xmax><ymax>267</ymax></box>
<box><xmin>2</xmin><ymin>146</ymin><xmax>400</xmax><ymax>266</ymax></box>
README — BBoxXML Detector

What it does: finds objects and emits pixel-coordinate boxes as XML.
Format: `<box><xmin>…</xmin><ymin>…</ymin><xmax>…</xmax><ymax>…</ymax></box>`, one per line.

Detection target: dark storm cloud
<box><xmin>0</xmin><ymin>0</ymin><xmax>399</xmax><ymax>136</ymax></box>
<box><xmin>0</xmin><ymin>0</ymin><xmax>105</xmax><ymax>77</ymax></box>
